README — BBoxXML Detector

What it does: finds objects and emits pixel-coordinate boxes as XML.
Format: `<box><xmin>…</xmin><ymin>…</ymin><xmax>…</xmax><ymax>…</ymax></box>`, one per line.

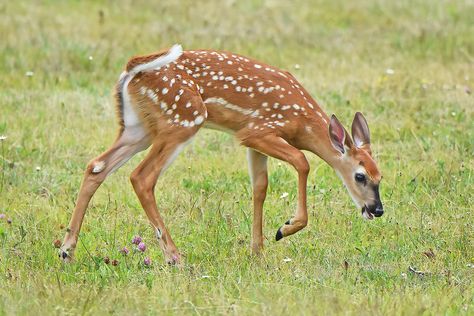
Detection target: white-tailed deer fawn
<box><xmin>60</xmin><ymin>45</ymin><xmax>383</xmax><ymax>264</ymax></box>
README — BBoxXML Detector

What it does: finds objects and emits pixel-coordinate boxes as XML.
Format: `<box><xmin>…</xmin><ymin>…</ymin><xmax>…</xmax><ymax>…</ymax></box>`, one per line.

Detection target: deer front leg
<box><xmin>242</xmin><ymin>135</ymin><xmax>309</xmax><ymax>242</ymax></box>
<box><xmin>275</xmin><ymin>159</ymin><xmax>309</xmax><ymax>241</ymax></box>
<box><xmin>247</xmin><ymin>148</ymin><xmax>268</xmax><ymax>254</ymax></box>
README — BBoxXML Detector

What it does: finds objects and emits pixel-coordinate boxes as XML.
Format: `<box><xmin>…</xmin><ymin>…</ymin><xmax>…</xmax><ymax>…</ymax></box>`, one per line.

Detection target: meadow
<box><xmin>0</xmin><ymin>0</ymin><xmax>473</xmax><ymax>314</ymax></box>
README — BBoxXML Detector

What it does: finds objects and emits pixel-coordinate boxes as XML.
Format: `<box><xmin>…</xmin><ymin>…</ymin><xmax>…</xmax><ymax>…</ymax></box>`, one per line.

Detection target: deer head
<box><xmin>329</xmin><ymin>112</ymin><xmax>383</xmax><ymax>220</ymax></box>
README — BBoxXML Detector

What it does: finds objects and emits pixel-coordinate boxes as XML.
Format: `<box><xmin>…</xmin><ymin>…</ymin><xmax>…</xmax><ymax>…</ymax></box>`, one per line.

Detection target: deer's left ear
<box><xmin>351</xmin><ymin>112</ymin><xmax>370</xmax><ymax>148</ymax></box>
<box><xmin>329</xmin><ymin>115</ymin><xmax>353</xmax><ymax>154</ymax></box>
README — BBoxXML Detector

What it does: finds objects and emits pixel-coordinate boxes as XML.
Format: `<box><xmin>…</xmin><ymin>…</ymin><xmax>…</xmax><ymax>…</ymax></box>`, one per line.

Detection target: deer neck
<box><xmin>301</xmin><ymin>113</ymin><xmax>344</xmax><ymax>171</ymax></box>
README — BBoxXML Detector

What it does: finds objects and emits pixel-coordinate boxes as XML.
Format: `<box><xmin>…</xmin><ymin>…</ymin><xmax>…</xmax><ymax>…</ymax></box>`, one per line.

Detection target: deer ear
<box><xmin>329</xmin><ymin>115</ymin><xmax>353</xmax><ymax>154</ymax></box>
<box><xmin>351</xmin><ymin>112</ymin><xmax>370</xmax><ymax>148</ymax></box>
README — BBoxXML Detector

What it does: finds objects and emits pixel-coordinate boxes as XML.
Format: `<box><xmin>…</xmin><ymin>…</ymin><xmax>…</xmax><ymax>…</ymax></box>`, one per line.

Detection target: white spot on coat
<box><xmin>195</xmin><ymin>115</ymin><xmax>205</xmax><ymax>125</ymax></box>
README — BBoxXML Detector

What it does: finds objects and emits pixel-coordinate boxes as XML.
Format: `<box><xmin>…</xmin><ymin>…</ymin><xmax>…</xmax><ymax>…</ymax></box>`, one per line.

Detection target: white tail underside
<box><xmin>128</xmin><ymin>44</ymin><xmax>183</xmax><ymax>77</ymax></box>
<box><xmin>121</xmin><ymin>44</ymin><xmax>183</xmax><ymax>127</ymax></box>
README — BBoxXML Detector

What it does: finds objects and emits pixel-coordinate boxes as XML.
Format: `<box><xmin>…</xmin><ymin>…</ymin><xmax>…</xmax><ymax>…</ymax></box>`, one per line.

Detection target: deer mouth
<box><xmin>361</xmin><ymin>206</ymin><xmax>374</xmax><ymax>220</ymax></box>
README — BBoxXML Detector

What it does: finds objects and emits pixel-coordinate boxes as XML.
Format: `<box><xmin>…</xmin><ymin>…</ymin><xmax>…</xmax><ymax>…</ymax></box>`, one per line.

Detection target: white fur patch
<box><xmin>92</xmin><ymin>161</ymin><xmax>105</xmax><ymax>173</ymax></box>
<box><xmin>128</xmin><ymin>44</ymin><xmax>183</xmax><ymax>77</ymax></box>
<box><xmin>335</xmin><ymin>169</ymin><xmax>363</xmax><ymax>209</ymax></box>
<box><xmin>159</xmin><ymin>137</ymin><xmax>195</xmax><ymax>177</ymax></box>
<box><xmin>155</xmin><ymin>228</ymin><xmax>162</xmax><ymax>239</ymax></box>
<box><xmin>204</xmin><ymin>97</ymin><xmax>253</xmax><ymax>116</ymax></box>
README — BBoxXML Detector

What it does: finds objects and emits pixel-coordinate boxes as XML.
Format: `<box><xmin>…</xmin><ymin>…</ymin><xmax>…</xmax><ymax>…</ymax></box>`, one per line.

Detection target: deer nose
<box><xmin>373</xmin><ymin>206</ymin><xmax>384</xmax><ymax>217</ymax></box>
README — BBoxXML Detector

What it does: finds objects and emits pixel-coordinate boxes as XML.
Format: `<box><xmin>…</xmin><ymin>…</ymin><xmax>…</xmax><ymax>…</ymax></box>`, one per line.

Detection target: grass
<box><xmin>0</xmin><ymin>0</ymin><xmax>473</xmax><ymax>314</ymax></box>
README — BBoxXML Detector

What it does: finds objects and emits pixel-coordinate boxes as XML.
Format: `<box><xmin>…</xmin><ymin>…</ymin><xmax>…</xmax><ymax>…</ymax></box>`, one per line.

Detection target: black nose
<box><xmin>372</xmin><ymin>206</ymin><xmax>384</xmax><ymax>217</ymax></box>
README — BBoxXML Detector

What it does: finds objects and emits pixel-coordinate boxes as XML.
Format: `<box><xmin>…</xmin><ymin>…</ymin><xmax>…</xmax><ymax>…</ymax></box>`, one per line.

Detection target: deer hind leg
<box><xmin>130</xmin><ymin>127</ymin><xmax>200</xmax><ymax>266</ymax></box>
<box><xmin>241</xmin><ymin>134</ymin><xmax>309</xmax><ymax>242</ymax></box>
<box><xmin>60</xmin><ymin>126</ymin><xmax>150</xmax><ymax>261</ymax></box>
<box><xmin>247</xmin><ymin>148</ymin><xmax>268</xmax><ymax>254</ymax></box>
<box><xmin>128</xmin><ymin>85</ymin><xmax>207</xmax><ymax>265</ymax></box>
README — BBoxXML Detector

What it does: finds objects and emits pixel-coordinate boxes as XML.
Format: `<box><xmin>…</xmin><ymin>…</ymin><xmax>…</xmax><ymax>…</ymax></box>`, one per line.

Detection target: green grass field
<box><xmin>1</xmin><ymin>0</ymin><xmax>473</xmax><ymax>314</ymax></box>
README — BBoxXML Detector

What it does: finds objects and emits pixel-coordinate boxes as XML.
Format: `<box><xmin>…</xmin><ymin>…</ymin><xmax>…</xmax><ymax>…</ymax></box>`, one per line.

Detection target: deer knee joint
<box><xmin>299</xmin><ymin>218</ymin><xmax>308</xmax><ymax>229</ymax></box>
<box><xmin>299</xmin><ymin>161</ymin><xmax>310</xmax><ymax>176</ymax></box>
<box><xmin>130</xmin><ymin>171</ymin><xmax>141</xmax><ymax>188</ymax></box>
<box><xmin>130</xmin><ymin>171</ymin><xmax>152</xmax><ymax>196</ymax></box>
<box><xmin>288</xmin><ymin>218</ymin><xmax>307</xmax><ymax>229</ymax></box>
<box><xmin>254</xmin><ymin>179</ymin><xmax>268</xmax><ymax>192</ymax></box>
<box><xmin>292</xmin><ymin>153</ymin><xmax>309</xmax><ymax>175</ymax></box>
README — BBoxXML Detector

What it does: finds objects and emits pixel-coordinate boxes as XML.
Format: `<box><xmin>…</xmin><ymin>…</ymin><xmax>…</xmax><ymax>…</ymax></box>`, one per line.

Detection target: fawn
<box><xmin>60</xmin><ymin>45</ymin><xmax>383</xmax><ymax>264</ymax></box>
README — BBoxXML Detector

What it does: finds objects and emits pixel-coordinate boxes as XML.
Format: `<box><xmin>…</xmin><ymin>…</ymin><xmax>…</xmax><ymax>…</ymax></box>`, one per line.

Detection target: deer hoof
<box><xmin>275</xmin><ymin>227</ymin><xmax>284</xmax><ymax>241</ymax></box>
<box><xmin>58</xmin><ymin>247</ymin><xmax>73</xmax><ymax>262</ymax></box>
<box><xmin>276</xmin><ymin>218</ymin><xmax>292</xmax><ymax>241</ymax></box>
<box><xmin>165</xmin><ymin>253</ymin><xmax>182</xmax><ymax>267</ymax></box>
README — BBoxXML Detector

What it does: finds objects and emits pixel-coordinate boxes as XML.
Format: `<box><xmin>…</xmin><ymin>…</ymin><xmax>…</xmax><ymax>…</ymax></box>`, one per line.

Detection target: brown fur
<box><xmin>354</xmin><ymin>149</ymin><xmax>381</xmax><ymax>182</ymax></box>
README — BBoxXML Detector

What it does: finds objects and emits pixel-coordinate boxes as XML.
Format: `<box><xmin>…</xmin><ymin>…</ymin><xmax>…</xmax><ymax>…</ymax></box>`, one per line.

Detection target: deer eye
<box><xmin>355</xmin><ymin>173</ymin><xmax>366</xmax><ymax>183</ymax></box>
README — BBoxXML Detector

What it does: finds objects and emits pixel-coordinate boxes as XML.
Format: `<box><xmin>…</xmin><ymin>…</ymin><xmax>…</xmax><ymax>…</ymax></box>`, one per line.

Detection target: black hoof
<box><xmin>275</xmin><ymin>228</ymin><xmax>283</xmax><ymax>241</ymax></box>
<box><xmin>166</xmin><ymin>259</ymin><xmax>180</xmax><ymax>267</ymax></box>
